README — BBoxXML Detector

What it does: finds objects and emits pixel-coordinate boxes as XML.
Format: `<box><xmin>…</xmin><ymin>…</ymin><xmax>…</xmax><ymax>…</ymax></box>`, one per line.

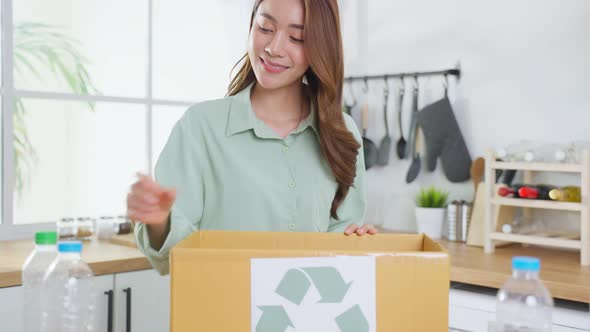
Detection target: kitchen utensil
<box><xmin>406</xmin><ymin>126</ymin><xmax>422</xmax><ymax>183</ymax></box>
<box><xmin>445</xmin><ymin>200</ymin><xmax>472</xmax><ymax>242</ymax></box>
<box><xmin>377</xmin><ymin>79</ymin><xmax>391</xmax><ymax>166</ymax></box>
<box><xmin>406</xmin><ymin>82</ymin><xmax>421</xmax><ymax>183</ymax></box>
<box><xmin>445</xmin><ymin>201</ymin><xmax>461</xmax><ymax>241</ymax></box>
<box><xmin>395</xmin><ymin>81</ymin><xmax>406</xmax><ymax>159</ymax></box>
<box><xmin>361</xmin><ymin>104</ymin><xmax>378</xmax><ymax>170</ymax></box>
<box><xmin>343</xmin><ymin>81</ymin><xmax>356</xmax><ymax>115</ymax></box>
<box><xmin>470</xmin><ymin>157</ymin><xmax>485</xmax><ymax>192</ymax></box>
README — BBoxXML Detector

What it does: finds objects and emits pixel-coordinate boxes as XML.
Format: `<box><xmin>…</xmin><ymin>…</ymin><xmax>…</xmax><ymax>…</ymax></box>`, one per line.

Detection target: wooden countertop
<box><xmin>0</xmin><ymin>236</ymin><xmax>150</xmax><ymax>288</ymax></box>
<box><xmin>439</xmin><ymin>239</ymin><xmax>590</xmax><ymax>303</ymax></box>
<box><xmin>3</xmin><ymin>232</ymin><xmax>590</xmax><ymax>302</ymax></box>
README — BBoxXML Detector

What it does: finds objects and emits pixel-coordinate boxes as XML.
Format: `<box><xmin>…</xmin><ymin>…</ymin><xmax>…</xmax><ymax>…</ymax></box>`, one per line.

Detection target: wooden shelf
<box><xmin>490</xmin><ymin>161</ymin><xmax>582</xmax><ymax>173</ymax></box>
<box><xmin>490</xmin><ymin>232</ymin><xmax>581</xmax><ymax>250</ymax></box>
<box><xmin>484</xmin><ymin>149</ymin><xmax>590</xmax><ymax>265</ymax></box>
<box><xmin>491</xmin><ymin>197</ymin><xmax>583</xmax><ymax>211</ymax></box>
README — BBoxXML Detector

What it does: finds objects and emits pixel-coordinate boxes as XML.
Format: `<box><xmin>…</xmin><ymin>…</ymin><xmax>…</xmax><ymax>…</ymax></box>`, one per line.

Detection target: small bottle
<box><xmin>41</xmin><ymin>241</ymin><xmax>97</xmax><ymax>332</ymax></box>
<box><xmin>22</xmin><ymin>231</ymin><xmax>58</xmax><ymax>332</ymax></box>
<box><xmin>495</xmin><ymin>257</ymin><xmax>553</xmax><ymax>331</ymax></box>
<box><xmin>549</xmin><ymin>186</ymin><xmax>581</xmax><ymax>203</ymax></box>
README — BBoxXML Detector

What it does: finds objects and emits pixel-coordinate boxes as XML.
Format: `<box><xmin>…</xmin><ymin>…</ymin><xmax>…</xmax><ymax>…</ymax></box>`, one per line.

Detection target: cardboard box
<box><xmin>170</xmin><ymin>231</ymin><xmax>449</xmax><ymax>331</ymax></box>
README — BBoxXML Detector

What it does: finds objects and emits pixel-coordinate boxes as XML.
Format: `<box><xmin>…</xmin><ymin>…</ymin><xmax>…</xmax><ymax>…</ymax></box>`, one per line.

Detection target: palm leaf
<box><xmin>13</xmin><ymin>22</ymin><xmax>100</xmax><ymax>194</ymax></box>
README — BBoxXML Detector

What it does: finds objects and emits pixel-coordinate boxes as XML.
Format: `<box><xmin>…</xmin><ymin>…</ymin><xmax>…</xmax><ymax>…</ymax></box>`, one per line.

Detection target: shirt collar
<box><xmin>226</xmin><ymin>82</ymin><xmax>319</xmax><ymax>138</ymax></box>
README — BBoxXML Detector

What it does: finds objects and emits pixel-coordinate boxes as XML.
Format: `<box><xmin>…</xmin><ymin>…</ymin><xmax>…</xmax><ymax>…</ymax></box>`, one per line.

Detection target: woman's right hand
<box><xmin>127</xmin><ymin>173</ymin><xmax>176</xmax><ymax>226</ymax></box>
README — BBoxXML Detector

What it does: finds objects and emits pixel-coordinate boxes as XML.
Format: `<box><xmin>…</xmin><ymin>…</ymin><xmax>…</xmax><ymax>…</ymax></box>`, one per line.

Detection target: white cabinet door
<box><xmin>0</xmin><ymin>286</ymin><xmax>23</xmax><ymax>331</ymax></box>
<box><xmin>114</xmin><ymin>269</ymin><xmax>170</xmax><ymax>332</ymax></box>
<box><xmin>94</xmin><ymin>274</ymin><xmax>115</xmax><ymax>332</ymax></box>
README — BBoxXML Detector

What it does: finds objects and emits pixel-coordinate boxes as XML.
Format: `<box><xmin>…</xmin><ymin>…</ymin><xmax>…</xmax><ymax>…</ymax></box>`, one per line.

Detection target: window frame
<box><xmin>0</xmin><ymin>0</ymin><xmax>195</xmax><ymax>240</ymax></box>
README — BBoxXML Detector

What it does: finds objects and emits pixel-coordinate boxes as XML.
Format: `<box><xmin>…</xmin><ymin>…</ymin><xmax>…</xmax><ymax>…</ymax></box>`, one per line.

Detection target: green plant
<box><xmin>13</xmin><ymin>22</ymin><xmax>99</xmax><ymax>193</ymax></box>
<box><xmin>415</xmin><ymin>187</ymin><xmax>449</xmax><ymax>208</ymax></box>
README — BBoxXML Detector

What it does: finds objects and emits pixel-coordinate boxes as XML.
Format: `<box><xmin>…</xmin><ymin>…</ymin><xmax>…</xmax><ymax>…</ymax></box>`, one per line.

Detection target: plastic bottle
<box><xmin>41</xmin><ymin>241</ymin><xmax>97</xmax><ymax>332</ymax></box>
<box><xmin>22</xmin><ymin>231</ymin><xmax>58</xmax><ymax>332</ymax></box>
<box><xmin>495</xmin><ymin>256</ymin><xmax>554</xmax><ymax>331</ymax></box>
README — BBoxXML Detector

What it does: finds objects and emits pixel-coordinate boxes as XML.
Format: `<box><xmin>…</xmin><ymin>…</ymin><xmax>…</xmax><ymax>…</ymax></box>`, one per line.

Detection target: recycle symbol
<box><xmin>255</xmin><ymin>266</ymin><xmax>369</xmax><ymax>332</ymax></box>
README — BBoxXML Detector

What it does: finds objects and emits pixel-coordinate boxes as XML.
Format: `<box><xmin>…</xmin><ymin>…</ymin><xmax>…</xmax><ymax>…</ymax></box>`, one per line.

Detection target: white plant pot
<box><xmin>415</xmin><ymin>207</ymin><xmax>445</xmax><ymax>239</ymax></box>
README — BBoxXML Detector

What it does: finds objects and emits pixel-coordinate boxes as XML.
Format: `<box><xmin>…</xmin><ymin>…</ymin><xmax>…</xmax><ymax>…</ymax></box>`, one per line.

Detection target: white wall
<box><xmin>344</xmin><ymin>0</ymin><xmax>590</xmax><ymax>231</ymax></box>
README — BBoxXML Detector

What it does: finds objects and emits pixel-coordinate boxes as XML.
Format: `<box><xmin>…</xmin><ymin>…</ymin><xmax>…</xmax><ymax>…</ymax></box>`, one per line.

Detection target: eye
<box><xmin>257</xmin><ymin>25</ymin><xmax>273</xmax><ymax>33</ymax></box>
<box><xmin>290</xmin><ymin>37</ymin><xmax>304</xmax><ymax>43</ymax></box>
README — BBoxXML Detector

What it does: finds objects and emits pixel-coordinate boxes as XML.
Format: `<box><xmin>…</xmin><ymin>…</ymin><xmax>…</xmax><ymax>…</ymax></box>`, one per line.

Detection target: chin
<box><xmin>254</xmin><ymin>71</ymin><xmax>302</xmax><ymax>91</ymax></box>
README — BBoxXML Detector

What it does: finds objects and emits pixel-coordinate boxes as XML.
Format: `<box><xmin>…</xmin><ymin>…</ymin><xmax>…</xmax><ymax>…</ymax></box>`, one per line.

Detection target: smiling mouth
<box><xmin>260</xmin><ymin>57</ymin><xmax>289</xmax><ymax>71</ymax></box>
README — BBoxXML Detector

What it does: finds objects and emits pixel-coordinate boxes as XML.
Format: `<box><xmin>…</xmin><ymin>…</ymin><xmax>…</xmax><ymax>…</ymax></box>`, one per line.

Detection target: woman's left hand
<box><xmin>344</xmin><ymin>224</ymin><xmax>378</xmax><ymax>236</ymax></box>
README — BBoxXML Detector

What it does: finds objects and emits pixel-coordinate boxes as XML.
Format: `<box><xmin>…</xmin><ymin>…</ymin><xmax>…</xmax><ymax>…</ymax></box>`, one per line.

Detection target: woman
<box><xmin>128</xmin><ymin>0</ymin><xmax>377</xmax><ymax>275</ymax></box>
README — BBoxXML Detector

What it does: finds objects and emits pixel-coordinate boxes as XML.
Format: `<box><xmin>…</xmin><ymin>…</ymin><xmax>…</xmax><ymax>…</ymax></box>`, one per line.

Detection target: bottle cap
<box><xmin>548</xmin><ymin>189</ymin><xmax>561</xmax><ymax>200</ymax></box>
<box><xmin>512</xmin><ymin>256</ymin><xmax>540</xmax><ymax>272</ymax></box>
<box><xmin>58</xmin><ymin>241</ymin><xmax>83</xmax><ymax>253</ymax></box>
<box><xmin>498</xmin><ymin>187</ymin><xmax>514</xmax><ymax>197</ymax></box>
<box><xmin>35</xmin><ymin>231</ymin><xmax>57</xmax><ymax>245</ymax></box>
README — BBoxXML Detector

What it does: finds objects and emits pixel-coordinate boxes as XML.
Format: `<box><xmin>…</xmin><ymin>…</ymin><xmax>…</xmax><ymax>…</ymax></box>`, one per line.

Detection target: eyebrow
<box><xmin>260</xmin><ymin>12</ymin><xmax>304</xmax><ymax>30</ymax></box>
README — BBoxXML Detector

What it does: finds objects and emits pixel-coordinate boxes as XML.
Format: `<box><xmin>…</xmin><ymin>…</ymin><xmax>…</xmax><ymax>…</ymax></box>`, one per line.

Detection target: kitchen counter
<box><xmin>0</xmin><ymin>235</ymin><xmax>150</xmax><ymax>288</ymax></box>
<box><xmin>3</xmin><ymin>232</ymin><xmax>590</xmax><ymax>303</ymax></box>
<box><xmin>440</xmin><ymin>239</ymin><xmax>590</xmax><ymax>303</ymax></box>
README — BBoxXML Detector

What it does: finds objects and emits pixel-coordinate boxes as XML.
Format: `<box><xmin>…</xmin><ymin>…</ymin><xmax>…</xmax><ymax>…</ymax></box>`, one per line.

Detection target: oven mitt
<box><xmin>416</xmin><ymin>96</ymin><xmax>471</xmax><ymax>182</ymax></box>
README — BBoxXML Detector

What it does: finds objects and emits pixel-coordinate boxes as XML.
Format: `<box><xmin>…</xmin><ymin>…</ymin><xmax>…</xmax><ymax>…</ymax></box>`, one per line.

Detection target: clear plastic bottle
<box><xmin>495</xmin><ymin>256</ymin><xmax>554</xmax><ymax>331</ymax></box>
<box><xmin>22</xmin><ymin>231</ymin><xmax>58</xmax><ymax>332</ymax></box>
<box><xmin>41</xmin><ymin>241</ymin><xmax>97</xmax><ymax>332</ymax></box>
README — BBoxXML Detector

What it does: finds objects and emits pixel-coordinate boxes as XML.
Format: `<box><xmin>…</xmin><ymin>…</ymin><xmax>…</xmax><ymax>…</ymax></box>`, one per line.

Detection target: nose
<box><xmin>265</xmin><ymin>32</ymin><xmax>287</xmax><ymax>58</ymax></box>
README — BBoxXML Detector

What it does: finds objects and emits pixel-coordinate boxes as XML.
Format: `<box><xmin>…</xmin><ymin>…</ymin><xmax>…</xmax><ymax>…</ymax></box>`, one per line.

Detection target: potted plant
<box><xmin>415</xmin><ymin>187</ymin><xmax>449</xmax><ymax>239</ymax></box>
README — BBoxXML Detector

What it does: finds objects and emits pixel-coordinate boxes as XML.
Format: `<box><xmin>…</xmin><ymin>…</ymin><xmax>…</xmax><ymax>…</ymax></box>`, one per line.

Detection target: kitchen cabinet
<box><xmin>449</xmin><ymin>284</ymin><xmax>590</xmax><ymax>331</ymax></box>
<box><xmin>0</xmin><ymin>269</ymin><xmax>169</xmax><ymax>332</ymax></box>
<box><xmin>0</xmin><ymin>285</ymin><xmax>23</xmax><ymax>331</ymax></box>
<box><xmin>96</xmin><ymin>274</ymin><xmax>117</xmax><ymax>332</ymax></box>
<box><xmin>114</xmin><ymin>269</ymin><xmax>170</xmax><ymax>332</ymax></box>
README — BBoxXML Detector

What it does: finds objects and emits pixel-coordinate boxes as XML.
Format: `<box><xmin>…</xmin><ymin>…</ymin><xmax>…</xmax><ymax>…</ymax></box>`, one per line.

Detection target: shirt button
<box><xmin>288</xmin><ymin>223</ymin><xmax>295</xmax><ymax>231</ymax></box>
<box><xmin>283</xmin><ymin>146</ymin><xmax>289</xmax><ymax>153</ymax></box>
<box><xmin>288</xmin><ymin>181</ymin><xmax>295</xmax><ymax>189</ymax></box>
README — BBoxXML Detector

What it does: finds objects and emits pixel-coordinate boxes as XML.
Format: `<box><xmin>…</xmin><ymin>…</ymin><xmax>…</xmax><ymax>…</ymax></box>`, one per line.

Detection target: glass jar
<box><xmin>57</xmin><ymin>217</ymin><xmax>76</xmax><ymax>240</ymax></box>
<box><xmin>76</xmin><ymin>217</ymin><xmax>95</xmax><ymax>240</ymax></box>
<box><xmin>96</xmin><ymin>216</ymin><xmax>117</xmax><ymax>240</ymax></box>
<box><xmin>116</xmin><ymin>215</ymin><xmax>133</xmax><ymax>235</ymax></box>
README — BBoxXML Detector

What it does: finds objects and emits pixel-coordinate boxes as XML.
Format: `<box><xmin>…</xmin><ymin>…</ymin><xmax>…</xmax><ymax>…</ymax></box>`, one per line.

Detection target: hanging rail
<box><xmin>344</xmin><ymin>64</ymin><xmax>461</xmax><ymax>82</ymax></box>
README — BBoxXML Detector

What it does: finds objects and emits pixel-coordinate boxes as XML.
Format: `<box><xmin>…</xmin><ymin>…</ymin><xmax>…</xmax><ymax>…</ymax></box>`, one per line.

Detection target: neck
<box><xmin>251</xmin><ymin>82</ymin><xmax>308</xmax><ymax>122</ymax></box>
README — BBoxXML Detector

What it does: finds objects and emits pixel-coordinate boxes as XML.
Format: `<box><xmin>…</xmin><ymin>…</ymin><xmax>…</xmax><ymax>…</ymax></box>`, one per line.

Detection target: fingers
<box><xmin>134</xmin><ymin>173</ymin><xmax>164</xmax><ymax>195</ymax></box>
<box><xmin>344</xmin><ymin>224</ymin><xmax>358</xmax><ymax>236</ymax></box>
<box><xmin>159</xmin><ymin>189</ymin><xmax>176</xmax><ymax>208</ymax></box>
<box><xmin>127</xmin><ymin>173</ymin><xmax>176</xmax><ymax>225</ymax></box>
<box><xmin>127</xmin><ymin>192</ymin><xmax>161</xmax><ymax>212</ymax></box>
<box><xmin>366</xmin><ymin>224</ymin><xmax>378</xmax><ymax>235</ymax></box>
<box><xmin>344</xmin><ymin>224</ymin><xmax>378</xmax><ymax>236</ymax></box>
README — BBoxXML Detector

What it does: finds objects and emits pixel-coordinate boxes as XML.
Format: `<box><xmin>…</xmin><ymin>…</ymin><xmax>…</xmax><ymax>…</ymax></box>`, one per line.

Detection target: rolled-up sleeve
<box><xmin>327</xmin><ymin>114</ymin><xmax>367</xmax><ymax>232</ymax></box>
<box><xmin>135</xmin><ymin>111</ymin><xmax>205</xmax><ymax>275</ymax></box>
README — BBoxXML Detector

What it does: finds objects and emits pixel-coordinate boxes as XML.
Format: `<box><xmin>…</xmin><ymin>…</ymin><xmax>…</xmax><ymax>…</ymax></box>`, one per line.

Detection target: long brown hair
<box><xmin>227</xmin><ymin>0</ymin><xmax>360</xmax><ymax>220</ymax></box>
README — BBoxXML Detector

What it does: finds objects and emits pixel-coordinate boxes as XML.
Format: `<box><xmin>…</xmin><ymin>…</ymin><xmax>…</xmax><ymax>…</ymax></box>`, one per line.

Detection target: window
<box><xmin>1</xmin><ymin>0</ymin><xmax>253</xmax><ymax>239</ymax></box>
